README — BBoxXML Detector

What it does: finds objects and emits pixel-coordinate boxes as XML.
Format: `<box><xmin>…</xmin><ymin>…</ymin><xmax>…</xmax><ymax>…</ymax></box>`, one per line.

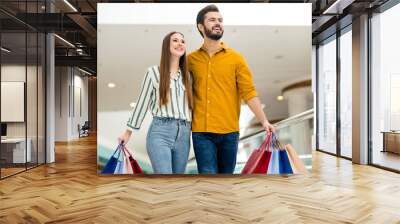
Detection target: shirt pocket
<box><xmin>171</xmin><ymin>80</ymin><xmax>186</xmax><ymax>98</ymax></box>
<box><xmin>213</xmin><ymin>63</ymin><xmax>236</xmax><ymax>88</ymax></box>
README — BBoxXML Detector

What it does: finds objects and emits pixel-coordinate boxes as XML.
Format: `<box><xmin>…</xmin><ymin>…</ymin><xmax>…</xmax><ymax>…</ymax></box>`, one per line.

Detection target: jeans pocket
<box><xmin>153</xmin><ymin>117</ymin><xmax>168</xmax><ymax>127</ymax></box>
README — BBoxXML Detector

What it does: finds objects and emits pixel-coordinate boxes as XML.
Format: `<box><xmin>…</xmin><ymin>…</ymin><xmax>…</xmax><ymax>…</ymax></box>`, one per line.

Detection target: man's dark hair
<box><xmin>196</xmin><ymin>4</ymin><xmax>219</xmax><ymax>37</ymax></box>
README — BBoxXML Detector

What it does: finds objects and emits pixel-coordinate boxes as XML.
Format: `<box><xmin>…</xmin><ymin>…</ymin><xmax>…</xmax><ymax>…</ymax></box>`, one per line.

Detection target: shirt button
<box><xmin>208</xmin><ymin>87</ymin><xmax>210</xmax><ymax>90</ymax></box>
<box><xmin>208</xmin><ymin>100</ymin><xmax>210</xmax><ymax>104</ymax></box>
<box><xmin>207</xmin><ymin>113</ymin><xmax>209</xmax><ymax>117</ymax></box>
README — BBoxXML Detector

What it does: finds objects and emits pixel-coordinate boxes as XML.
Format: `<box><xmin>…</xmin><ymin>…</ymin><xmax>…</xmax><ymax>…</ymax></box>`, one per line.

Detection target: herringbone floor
<box><xmin>1</xmin><ymin>135</ymin><xmax>400</xmax><ymax>224</ymax></box>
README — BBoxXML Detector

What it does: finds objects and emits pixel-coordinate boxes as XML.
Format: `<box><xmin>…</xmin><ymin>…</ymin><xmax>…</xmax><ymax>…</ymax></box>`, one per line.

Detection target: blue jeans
<box><xmin>192</xmin><ymin>132</ymin><xmax>240</xmax><ymax>174</ymax></box>
<box><xmin>146</xmin><ymin>117</ymin><xmax>191</xmax><ymax>174</ymax></box>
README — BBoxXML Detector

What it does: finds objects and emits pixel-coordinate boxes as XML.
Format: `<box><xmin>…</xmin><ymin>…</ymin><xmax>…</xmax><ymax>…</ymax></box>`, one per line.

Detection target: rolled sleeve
<box><xmin>236</xmin><ymin>54</ymin><xmax>258</xmax><ymax>101</ymax></box>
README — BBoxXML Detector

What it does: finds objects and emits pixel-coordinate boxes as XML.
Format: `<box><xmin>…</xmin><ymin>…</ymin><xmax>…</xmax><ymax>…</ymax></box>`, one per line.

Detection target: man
<box><xmin>188</xmin><ymin>4</ymin><xmax>275</xmax><ymax>174</ymax></box>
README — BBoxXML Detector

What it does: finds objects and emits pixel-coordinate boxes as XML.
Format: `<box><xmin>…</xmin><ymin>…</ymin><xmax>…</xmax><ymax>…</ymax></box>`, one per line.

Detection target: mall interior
<box><xmin>0</xmin><ymin>0</ymin><xmax>400</xmax><ymax>223</ymax></box>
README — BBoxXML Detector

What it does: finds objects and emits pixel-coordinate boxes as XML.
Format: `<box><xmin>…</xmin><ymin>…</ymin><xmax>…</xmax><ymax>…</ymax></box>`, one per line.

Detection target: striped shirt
<box><xmin>127</xmin><ymin>65</ymin><xmax>192</xmax><ymax>130</ymax></box>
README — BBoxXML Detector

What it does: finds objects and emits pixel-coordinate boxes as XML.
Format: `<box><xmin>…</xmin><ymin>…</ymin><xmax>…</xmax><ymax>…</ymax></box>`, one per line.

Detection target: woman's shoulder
<box><xmin>144</xmin><ymin>65</ymin><xmax>158</xmax><ymax>76</ymax></box>
<box><xmin>145</xmin><ymin>65</ymin><xmax>158</xmax><ymax>73</ymax></box>
<box><xmin>145</xmin><ymin>65</ymin><xmax>160</xmax><ymax>83</ymax></box>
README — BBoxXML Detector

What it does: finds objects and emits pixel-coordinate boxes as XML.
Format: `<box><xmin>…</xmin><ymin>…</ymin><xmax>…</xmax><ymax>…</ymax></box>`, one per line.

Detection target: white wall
<box><xmin>55</xmin><ymin>67</ymin><xmax>89</xmax><ymax>141</ymax></box>
<box><xmin>1</xmin><ymin>65</ymin><xmax>34</xmax><ymax>138</ymax></box>
<box><xmin>55</xmin><ymin>67</ymin><xmax>69</xmax><ymax>141</ymax></box>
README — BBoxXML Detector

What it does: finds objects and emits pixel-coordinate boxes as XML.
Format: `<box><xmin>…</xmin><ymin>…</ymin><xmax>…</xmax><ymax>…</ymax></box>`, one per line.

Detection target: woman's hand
<box><xmin>118</xmin><ymin>129</ymin><xmax>132</xmax><ymax>145</ymax></box>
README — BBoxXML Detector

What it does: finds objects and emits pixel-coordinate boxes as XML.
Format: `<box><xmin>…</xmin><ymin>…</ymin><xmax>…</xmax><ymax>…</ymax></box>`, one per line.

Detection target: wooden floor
<box><xmin>1</xmin><ymin>167</ymin><xmax>26</xmax><ymax>177</ymax></box>
<box><xmin>372</xmin><ymin>150</ymin><xmax>400</xmax><ymax>171</ymax></box>
<box><xmin>1</xmin><ymin>135</ymin><xmax>400</xmax><ymax>224</ymax></box>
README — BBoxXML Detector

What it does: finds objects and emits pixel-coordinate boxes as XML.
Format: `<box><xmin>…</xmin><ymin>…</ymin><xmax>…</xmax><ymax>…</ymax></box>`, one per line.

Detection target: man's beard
<box><xmin>204</xmin><ymin>26</ymin><xmax>223</xmax><ymax>41</ymax></box>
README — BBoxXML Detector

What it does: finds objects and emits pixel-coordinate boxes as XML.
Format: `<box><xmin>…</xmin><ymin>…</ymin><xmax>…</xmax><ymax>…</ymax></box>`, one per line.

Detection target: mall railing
<box><xmin>235</xmin><ymin>109</ymin><xmax>314</xmax><ymax>173</ymax></box>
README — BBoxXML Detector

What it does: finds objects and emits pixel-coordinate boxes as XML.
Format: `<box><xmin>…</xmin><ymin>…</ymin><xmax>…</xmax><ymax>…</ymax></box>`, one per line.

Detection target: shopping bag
<box><xmin>241</xmin><ymin>133</ymin><xmax>272</xmax><ymax>174</ymax></box>
<box><xmin>114</xmin><ymin>158</ymin><xmax>125</xmax><ymax>174</ymax></box>
<box><xmin>270</xmin><ymin>133</ymin><xmax>293</xmax><ymax>174</ymax></box>
<box><xmin>267</xmin><ymin>149</ymin><xmax>280</xmax><ymax>174</ymax></box>
<box><xmin>101</xmin><ymin>144</ymin><xmax>123</xmax><ymax>174</ymax></box>
<box><xmin>124</xmin><ymin>146</ymin><xmax>143</xmax><ymax>174</ymax></box>
<box><xmin>285</xmin><ymin>144</ymin><xmax>308</xmax><ymax>174</ymax></box>
<box><xmin>286</xmin><ymin>149</ymin><xmax>298</xmax><ymax>174</ymax></box>
<box><xmin>122</xmin><ymin>147</ymin><xmax>134</xmax><ymax>174</ymax></box>
<box><xmin>278</xmin><ymin>149</ymin><xmax>294</xmax><ymax>174</ymax></box>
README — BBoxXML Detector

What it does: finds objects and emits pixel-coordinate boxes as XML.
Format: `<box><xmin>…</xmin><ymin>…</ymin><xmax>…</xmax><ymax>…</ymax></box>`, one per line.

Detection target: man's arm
<box><xmin>246</xmin><ymin>96</ymin><xmax>275</xmax><ymax>133</ymax></box>
<box><xmin>235</xmin><ymin>53</ymin><xmax>275</xmax><ymax>133</ymax></box>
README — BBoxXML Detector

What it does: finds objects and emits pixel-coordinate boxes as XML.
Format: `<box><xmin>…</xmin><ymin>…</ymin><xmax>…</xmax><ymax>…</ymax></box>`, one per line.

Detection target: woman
<box><xmin>118</xmin><ymin>32</ymin><xmax>193</xmax><ymax>174</ymax></box>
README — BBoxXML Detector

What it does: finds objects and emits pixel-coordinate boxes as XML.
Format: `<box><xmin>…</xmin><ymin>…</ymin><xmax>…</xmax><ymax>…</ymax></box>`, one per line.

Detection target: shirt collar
<box><xmin>200</xmin><ymin>41</ymin><xmax>227</xmax><ymax>53</ymax></box>
<box><xmin>171</xmin><ymin>69</ymin><xmax>181</xmax><ymax>81</ymax></box>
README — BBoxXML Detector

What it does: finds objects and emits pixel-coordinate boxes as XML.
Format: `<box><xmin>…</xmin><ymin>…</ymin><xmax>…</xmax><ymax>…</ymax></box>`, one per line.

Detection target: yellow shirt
<box><xmin>188</xmin><ymin>42</ymin><xmax>258</xmax><ymax>134</ymax></box>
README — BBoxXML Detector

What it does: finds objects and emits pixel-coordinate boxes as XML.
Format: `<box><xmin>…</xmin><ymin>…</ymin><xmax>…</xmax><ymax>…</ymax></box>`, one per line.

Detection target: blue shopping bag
<box><xmin>114</xmin><ymin>159</ymin><xmax>124</xmax><ymax>174</ymax></box>
<box><xmin>279</xmin><ymin>150</ymin><xmax>294</xmax><ymax>174</ymax></box>
<box><xmin>267</xmin><ymin>149</ymin><xmax>280</xmax><ymax>174</ymax></box>
<box><xmin>268</xmin><ymin>133</ymin><xmax>294</xmax><ymax>175</ymax></box>
<box><xmin>101</xmin><ymin>144</ymin><xmax>123</xmax><ymax>174</ymax></box>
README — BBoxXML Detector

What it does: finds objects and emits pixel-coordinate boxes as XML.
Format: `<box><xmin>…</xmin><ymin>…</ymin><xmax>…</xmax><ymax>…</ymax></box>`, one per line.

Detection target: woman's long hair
<box><xmin>159</xmin><ymin>32</ymin><xmax>193</xmax><ymax>109</ymax></box>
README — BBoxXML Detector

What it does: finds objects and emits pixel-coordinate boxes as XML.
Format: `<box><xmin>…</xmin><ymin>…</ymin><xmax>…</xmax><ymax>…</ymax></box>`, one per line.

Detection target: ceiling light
<box><xmin>63</xmin><ymin>0</ymin><xmax>78</xmax><ymax>12</ymax></box>
<box><xmin>108</xmin><ymin>83</ymin><xmax>116</xmax><ymax>88</ymax></box>
<box><xmin>277</xmin><ymin>95</ymin><xmax>284</xmax><ymax>101</ymax></box>
<box><xmin>1</xmin><ymin>47</ymin><xmax>11</xmax><ymax>53</ymax></box>
<box><xmin>130</xmin><ymin>102</ymin><xmax>136</xmax><ymax>108</ymax></box>
<box><xmin>322</xmin><ymin>0</ymin><xmax>354</xmax><ymax>15</ymax></box>
<box><xmin>77</xmin><ymin>67</ymin><xmax>92</xmax><ymax>76</ymax></box>
<box><xmin>54</xmin><ymin>34</ymin><xmax>75</xmax><ymax>48</ymax></box>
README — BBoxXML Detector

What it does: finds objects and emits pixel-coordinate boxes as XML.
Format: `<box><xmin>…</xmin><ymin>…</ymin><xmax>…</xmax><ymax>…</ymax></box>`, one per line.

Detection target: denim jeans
<box><xmin>146</xmin><ymin>117</ymin><xmax>191</xmax><ymax>174</ymax></box>
<box><xmin>192</xmin><ymin>132</ymin><xmax>240</xmax><ymax>174</ymax></box>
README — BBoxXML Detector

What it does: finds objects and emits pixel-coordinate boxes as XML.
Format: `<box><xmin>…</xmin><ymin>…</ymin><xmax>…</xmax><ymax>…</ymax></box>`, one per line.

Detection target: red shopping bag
<box><xmin>123</xmin><ymin>146</ymin><xmax>143</xmax><ymax>174</ymax></box>
<box><xmin>241</xmin><ymin>132</ymin><xmax>272</xmax><ymax>174</ymax></box>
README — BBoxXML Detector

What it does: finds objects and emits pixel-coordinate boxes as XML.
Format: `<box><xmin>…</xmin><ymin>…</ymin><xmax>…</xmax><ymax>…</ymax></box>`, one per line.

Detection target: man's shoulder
<box><xmin>188</xmin><ymin>48</ymin><xmax>203</xmax><ymax>58</ymax></box>
<box><xmin>224</xmin><ymin>48</ymin><xmax>246</xmax><ymax>64</ymax></box>
<box><xmin>224</xmin><ymin>47</ymin><xmax>241</xmax><ymax>57</ymax></box>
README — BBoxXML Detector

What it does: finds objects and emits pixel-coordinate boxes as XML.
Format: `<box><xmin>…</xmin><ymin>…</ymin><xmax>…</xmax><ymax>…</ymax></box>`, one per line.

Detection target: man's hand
<box><xmin>262</xmin><ymin>120</ymin><xmax>275</xmax><ymax>134</ymax></box>
<box><xmin>246</xmin><ymin>97</ymin><xmax>275</xmax><ymax>134</ymax></box>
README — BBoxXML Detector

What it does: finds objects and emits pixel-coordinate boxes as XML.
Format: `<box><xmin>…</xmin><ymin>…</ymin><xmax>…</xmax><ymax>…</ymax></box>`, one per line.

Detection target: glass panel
<box><xmin>340</xmin><ymin>28</ymin><xmax>352</xmax><ymax>158</ymax></box>
<box><xmin>371</xmin><ymin>4</ymin><xmax>400</xmax><ymax>171</ymax></box>
<box><xmin>317</xmin><ymin>36</ymin><xmax>337</xmax><ymax>154</ymax></box>
<box><xmin>27</xmin><ymin>30</ymin><xmax>38</xmax><ymax>169</ymax></box>
<box><xmin>275</xmin><ymin>117</ymin><xmax>313</xmax><ymax>170</ymax></box>
<box><xmin>26</xmin><ymin>0</ymin><xmax>38</xmax><ymax>169</ymax></box>
<box><xmin>1</xmin><ymin>30</ymin><xmax>27</xmax><ymax>177</ymax></box>
<box><xmin>38</xmin><ymin>32</ymin><xmax>45</xmax><ymax>165</ymax></box>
